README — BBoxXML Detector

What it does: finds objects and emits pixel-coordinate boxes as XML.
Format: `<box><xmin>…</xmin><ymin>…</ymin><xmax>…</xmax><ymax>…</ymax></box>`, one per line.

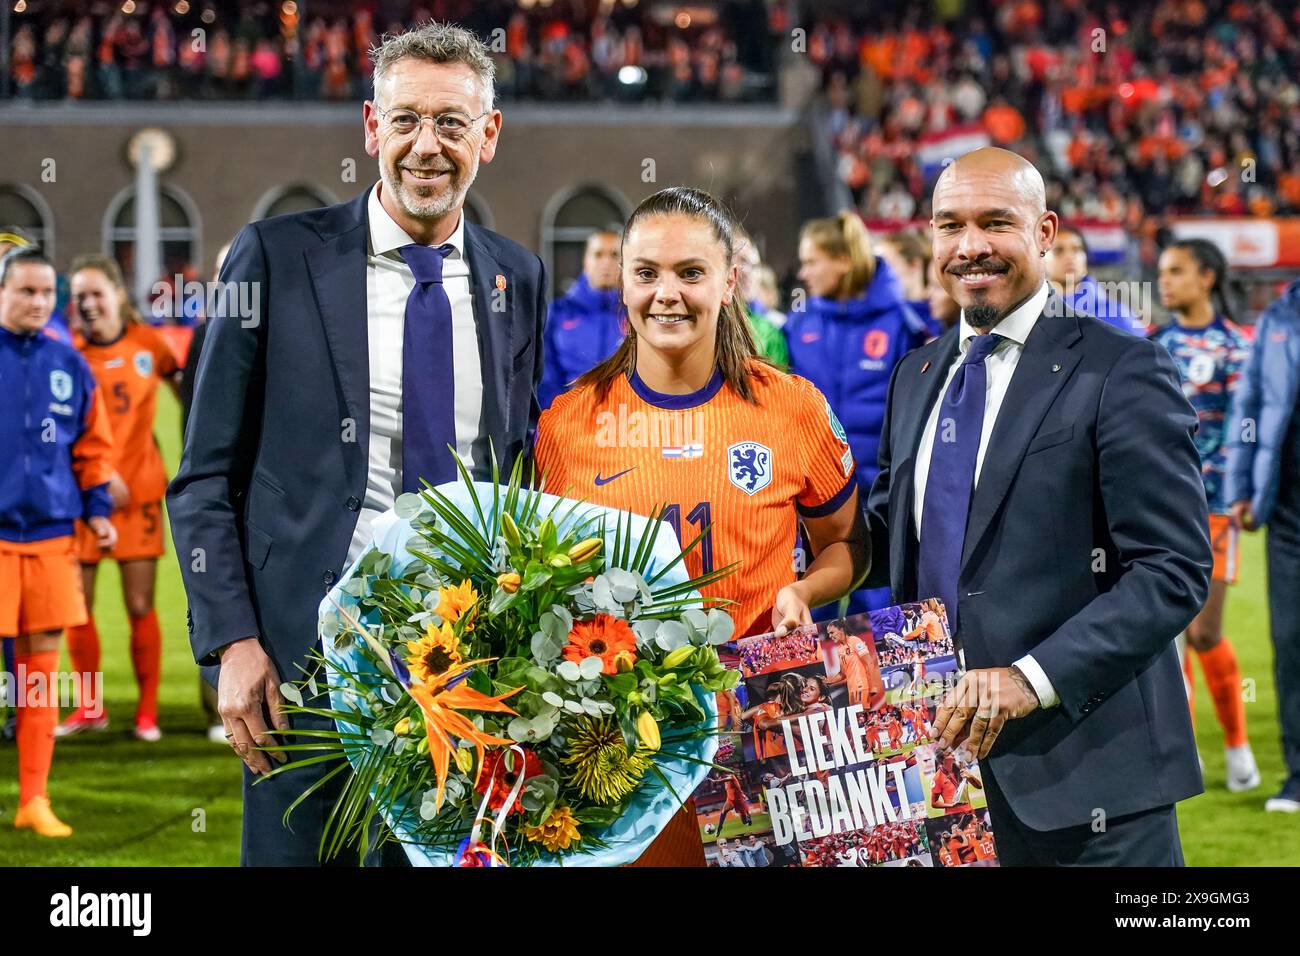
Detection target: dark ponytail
<box><xmin>1166</xmin><ymin>238</ymin><xmax>1238</xmax><ymax>324</ymax></box>
<box><xmin>574</xmin><ymin>186</ymin><xmax>770</xmax><ymax>404</ymax></box>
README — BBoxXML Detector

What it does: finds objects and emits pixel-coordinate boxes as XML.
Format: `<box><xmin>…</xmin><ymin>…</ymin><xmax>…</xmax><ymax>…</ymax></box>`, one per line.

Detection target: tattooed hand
<box><xmin>932</xmin><ymin>665</ymin><xmax>1041</xmax><ymax>760</ymax></box>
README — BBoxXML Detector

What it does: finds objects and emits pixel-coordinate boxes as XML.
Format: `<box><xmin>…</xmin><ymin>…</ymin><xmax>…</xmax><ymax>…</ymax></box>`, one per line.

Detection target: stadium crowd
<box><xmin>3</xmin><ymin>0</ymin><xmax>777</xmax><ymax>103</ymax></box>
<box><xmin>814</xmin><ymin>0</ymin><xmax>1300</xmax><ymax>242</ymax></box>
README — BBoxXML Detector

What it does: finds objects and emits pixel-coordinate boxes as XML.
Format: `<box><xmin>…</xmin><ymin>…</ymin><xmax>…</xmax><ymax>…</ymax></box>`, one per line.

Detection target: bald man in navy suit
<box><xmin>864</xmin><ymin>148</ymin><xmax>1209</xmax><ymax>866</ymax></box>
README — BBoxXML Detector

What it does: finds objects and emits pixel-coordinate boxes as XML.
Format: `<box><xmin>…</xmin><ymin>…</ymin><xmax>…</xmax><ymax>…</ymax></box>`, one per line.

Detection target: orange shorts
<box><xmin>1209</xmin><ymin>513</ymin><xmax>1239</xmax><ymax>585</ymax></box>
<box><xmin>76</xmin><ymin>501</ymin><xmax>166</xmax><ymax>563</ymax></box>
<box><xmin>0</xmin><ymin>536</ymin><xmax>88</xmax><ymax>636</ymax></box>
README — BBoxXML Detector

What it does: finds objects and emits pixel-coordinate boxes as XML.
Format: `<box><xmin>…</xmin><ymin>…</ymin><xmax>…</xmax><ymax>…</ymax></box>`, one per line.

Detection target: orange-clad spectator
<box><xmin>1279</xmin><ymin>173</ymin><xmax>1300</xmax><ymax>209</ymax></box>
<box><xmin>860</xmin><ymin>34</ymin><xmax>898</xmax><ymax>80</ymax></box>
<box><xmin>983</xmin><ymin>99</ymin><xmax>1025</xmax><ymax>144</ymax></box>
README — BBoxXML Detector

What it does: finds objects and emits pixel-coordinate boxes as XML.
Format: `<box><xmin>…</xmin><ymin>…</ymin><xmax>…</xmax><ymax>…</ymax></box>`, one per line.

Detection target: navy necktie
<box><xmin>916</xmin><ymin>333</ymin><xmax>1003</xmax><ymax>636</ymax></box>
<box><xmin>399</xmin><ymin>242</ymin><xmax>457</xmax><ymax>494</ymax></box>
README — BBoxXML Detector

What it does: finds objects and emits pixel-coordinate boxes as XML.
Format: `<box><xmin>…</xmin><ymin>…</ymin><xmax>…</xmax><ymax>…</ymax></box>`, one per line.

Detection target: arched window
<box><xmin>103</xmin><ymin>183</ymin><xmax>202</xmax><ymax>284</ymax></box>
<box><xmin>540</xmin><ymin>184</ymin><xmax>630</xmax><ymax>298</ymax></box>
<box><xmin>0</xmin><ymin>184</ymin><xmax>55</xmax><ymax>260</ymax></box>
<box><xmin>251</xmin><ymin>183</ymin><xmax>338</xmax><ymax>221</ymax></box>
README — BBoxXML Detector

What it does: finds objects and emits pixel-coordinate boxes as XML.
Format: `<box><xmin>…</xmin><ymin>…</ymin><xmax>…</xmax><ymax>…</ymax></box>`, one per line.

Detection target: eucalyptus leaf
<box><xmin>541</xmin><ymin>691</ymin><xmax>564</xmax><ymax>708</ymax></box>
<box><xmin>540</xmin><ymin>610</ymin><xmax>569</xmax><ymax>644</ymax></box>
<box><xmin>534</xmin><ymin>714</ymin><xmax>557</xmax><ymax>737</ymax></box>
<box><xmin>549</xmin><ymin>605</ymin><xmax>574</xmax><ymax>634</ymax></box>
<box><xmin>530</xmin><ymin>630</ymin><xmax>562</xmax><ymax>664</ymax></box>
<box><xmin>606</xmin><ymin>567</ymin><xmax>640</xmax><ymax>603</ymax></box>
<box><xmin>563</xmin><ymin>699</ymin><xmax>584</xmax><ymax>715</ymax></box>
<box><xmin>580</xmin><ymin>697</ymin><xmax>602</xmax><ymax>716</ymax></box>
<box><xmin>370</xmin><ymin>728</ymin><xmax>394</xmax><ymax>746</ymax></box>
<box><xmin>591</xmin><ymin>575</ymin><xmax>616</xmax><ymax>613</ymax></box>
<box><xmin>556</xmin><ymin>660</ymin><xmax>582</xmax><ymax>682</ymax></box>
<box><xmin>655</xmin><ymin>620</ymin><xmax>688</xmax><ymax>651</ymax></box>
<box><xmin>279</xmin><ymin>682</ymin><xmax>304</xmax><ymax>708</ymax></box>
<box><xmin>508</xmin><ymin>717</ymin><xmax>538</xmax><ymax>742</ymax></box>
<box><xmin>630</xmin><ymin>619</ymin><xmax>659</xmax><ymax>651</ymax></box>
<box><xmin>579</xmin><ymin>656</ymin><xmax>605</xmax><ymax>680</ymax></box>
<box><xmin>394</xmin><ymin>493</ymin><xmax>423</xmax><ymax>520</ymax></box>
<box><xmin>706</xmin><ymin>608</ymin><xmax>736</xmax><ymax>645</ymax></box>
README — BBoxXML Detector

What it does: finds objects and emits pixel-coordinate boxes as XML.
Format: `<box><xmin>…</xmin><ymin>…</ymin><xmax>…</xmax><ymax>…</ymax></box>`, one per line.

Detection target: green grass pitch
<box><xmin>0</xmin><ymin>389</ymin><xmax>1296</xmax><ymax>864</ymax></box>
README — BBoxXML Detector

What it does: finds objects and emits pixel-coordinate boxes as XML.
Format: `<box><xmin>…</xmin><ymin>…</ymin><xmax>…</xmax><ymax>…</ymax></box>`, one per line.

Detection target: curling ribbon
<box><xmin>454</xmin><ymin>744</ymin><xmax>529</xmax><ymax>867</ymax></box>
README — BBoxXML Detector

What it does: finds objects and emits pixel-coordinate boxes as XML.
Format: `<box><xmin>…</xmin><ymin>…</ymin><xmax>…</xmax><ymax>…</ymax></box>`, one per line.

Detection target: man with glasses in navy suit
<box><xmin>169</xmin><ymin>22</ymin><xmax>547</xmax><ymax>865</ymax></box>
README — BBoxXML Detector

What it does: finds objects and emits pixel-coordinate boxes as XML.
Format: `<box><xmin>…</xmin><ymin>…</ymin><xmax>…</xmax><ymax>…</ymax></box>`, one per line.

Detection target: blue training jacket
<box><xmin>1068</xmin><ymin>274</ymin><xmax>1148</xmax><ymax>336</ymax></box>
<box><xmin>539</xmin><ymin>273</ymin><xmax>624</xmax><ymax>410</ymax></box>
<box><xmin>0</xmin><ymin>325</ymin><xmax>113</xmax><ymax>542</ymax></box>
<box><xmin>785</xmin><ymin>258</ymin><xmax>926</xmax><ymax>495</ymax></box>
<box><xmin>1225</xmin><ymin>278</ymin><xmax>1300</xmax><ymax>525</ymax></box>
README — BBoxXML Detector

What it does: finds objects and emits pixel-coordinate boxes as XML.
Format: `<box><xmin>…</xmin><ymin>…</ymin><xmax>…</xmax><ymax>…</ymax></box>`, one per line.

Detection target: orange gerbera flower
<box><xmin>434</xmin><ymin>579</ymin><xmax>479</xmax><ymax>630</ymax></box>
<box><xmin>563</xmin><ymin>614</ymin><xmax>637</xmax><ymax>675</ymax></box>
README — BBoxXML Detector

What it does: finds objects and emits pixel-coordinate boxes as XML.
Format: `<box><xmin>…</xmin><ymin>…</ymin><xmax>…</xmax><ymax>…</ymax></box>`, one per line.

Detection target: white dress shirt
<box><xmin>911</xmin><ymin>281</ymin><xmax>1059</xmax><ymax>708</ymax></box>
<box><xmin>346</xmin><ymin>183</ymin><xmax>483</xmax><ymax>563</ymax></box>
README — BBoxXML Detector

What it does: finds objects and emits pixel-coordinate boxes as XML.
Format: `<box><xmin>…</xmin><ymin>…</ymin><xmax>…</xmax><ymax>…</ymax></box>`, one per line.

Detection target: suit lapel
<box><xmin>961</xmin><ymin>300</ymin><xmax>1083</xmax><ymax>567</ymax></box>
<box><xmin>899</xmin><ymin>329</ymin><xmax>960</xmax><ymax>465</ymax></box>
<box><xmin>305</xmin><ymin>193</ymin><xmax>370</xmax><ymax>484</ymax></box>
<box><xmin>893</xmin><ymin>329</ymin><xmax>959</xmax><ymax>594</ymax></box>
<box><xmin>463</xmin><ymin>224</ymin><xmax>511</xmax><ymax>472</ymax></box>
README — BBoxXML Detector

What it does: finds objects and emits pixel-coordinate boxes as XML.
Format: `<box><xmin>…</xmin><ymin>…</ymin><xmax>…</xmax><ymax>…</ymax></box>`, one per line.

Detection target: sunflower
<box><xmin>563</xmin><ymin>614</ymin><xmax>637</xmax><ymax>675</ymax></box>
<box><xmin>523</xmin><ymin>805</ymin><xmax>582</xmax><ymax>852</ymax></box>
<box><xmin>562</xmin><ymin>715</ymin><xmax>654</xmax><ymax>805</ymax></box>
<box><xmin>434</xmin><ymin>579</ymin><xmax>479</xmax><ymax>630</ymax></box>
<box><xmin>405</xmin><ymin>621</ymin><xmax>462</xmax><ymax>685</ymax></box>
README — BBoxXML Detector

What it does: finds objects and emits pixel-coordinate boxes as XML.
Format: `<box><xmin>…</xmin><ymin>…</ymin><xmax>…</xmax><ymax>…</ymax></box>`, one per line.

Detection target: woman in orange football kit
<box><xmin>534</xmin><ymin>186</ymin><xmax>872</xmax><ymax>864</ymax></box>
<box><xmin>59</xmin><ymin>256</ymin><xmax>182</xmax><ymax>742</ymax></box>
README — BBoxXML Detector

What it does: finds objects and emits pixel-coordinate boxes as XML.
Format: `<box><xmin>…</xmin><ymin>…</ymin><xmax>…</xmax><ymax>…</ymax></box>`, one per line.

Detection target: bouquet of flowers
<box><xmin>270</xmin><ymin>457</ymin><xmax>739</xmax><ymax>866</ymax></box>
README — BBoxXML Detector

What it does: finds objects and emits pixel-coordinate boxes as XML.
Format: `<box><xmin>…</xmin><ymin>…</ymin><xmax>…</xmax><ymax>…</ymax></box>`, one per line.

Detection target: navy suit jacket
<box><xmin>865</xmin><ymin>295</ymin><xmax>1209</xmax><ymax>830</ymax></box>
<box><xmin>168</xmin><ymin>190</ymin><xmax>546</xmax><ymax>682</ymax></box>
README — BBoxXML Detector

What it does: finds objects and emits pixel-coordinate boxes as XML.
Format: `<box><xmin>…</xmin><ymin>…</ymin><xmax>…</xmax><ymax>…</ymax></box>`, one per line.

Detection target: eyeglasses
<box><xmin>373</xmin><ymin>105</ymin><xmax>489</xmax><ymax>142</ymax></box>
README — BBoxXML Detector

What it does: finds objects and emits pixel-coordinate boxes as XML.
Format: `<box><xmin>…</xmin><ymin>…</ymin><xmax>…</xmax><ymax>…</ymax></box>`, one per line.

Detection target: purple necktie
<box><xmin>917</xmin><ymin>333</ymin><xmax>1003</xmax><ymax>635</ymax></box>
<box><xmin>399</xmin><ymin>243</ymin><xmax>457</xmax><ymax>493</ymax></box>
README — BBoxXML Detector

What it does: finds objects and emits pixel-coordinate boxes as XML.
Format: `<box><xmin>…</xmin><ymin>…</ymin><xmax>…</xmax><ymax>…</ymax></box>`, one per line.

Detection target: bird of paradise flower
<box><xmin>330</xmin><ymin>597</ymin><xmax>524</xmax><ymax>815</ymax></box>
<box><xmin>407</xmin><ymin>661</ymin><xmax>522</xmax><ymax>813</ymax></box>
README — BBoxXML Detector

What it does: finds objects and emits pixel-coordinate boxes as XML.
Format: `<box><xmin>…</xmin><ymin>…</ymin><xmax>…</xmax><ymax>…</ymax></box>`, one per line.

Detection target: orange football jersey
<box><xmin>77</xmin><ymin>322</ymin><xmax>177</xmax><ymax>504</ymax></box>
<box><xmin>534</xmin><ymin>360</ymin><xmax>856</xmax><ymax>637</ymax></box>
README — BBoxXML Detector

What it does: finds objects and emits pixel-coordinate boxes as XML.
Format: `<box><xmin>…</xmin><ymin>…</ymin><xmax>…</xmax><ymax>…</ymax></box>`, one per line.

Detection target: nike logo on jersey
<box><xmin>594</xmin><ymin>467</ymin><xmax>636</xmax><ymax>486</ymax></box>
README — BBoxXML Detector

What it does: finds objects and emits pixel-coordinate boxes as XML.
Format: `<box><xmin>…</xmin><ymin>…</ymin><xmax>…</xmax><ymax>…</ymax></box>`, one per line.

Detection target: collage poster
<box><xmin>695</xmin><ymin>600</ymin><xmax>999</xmax><ymax>868</ymax></box>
